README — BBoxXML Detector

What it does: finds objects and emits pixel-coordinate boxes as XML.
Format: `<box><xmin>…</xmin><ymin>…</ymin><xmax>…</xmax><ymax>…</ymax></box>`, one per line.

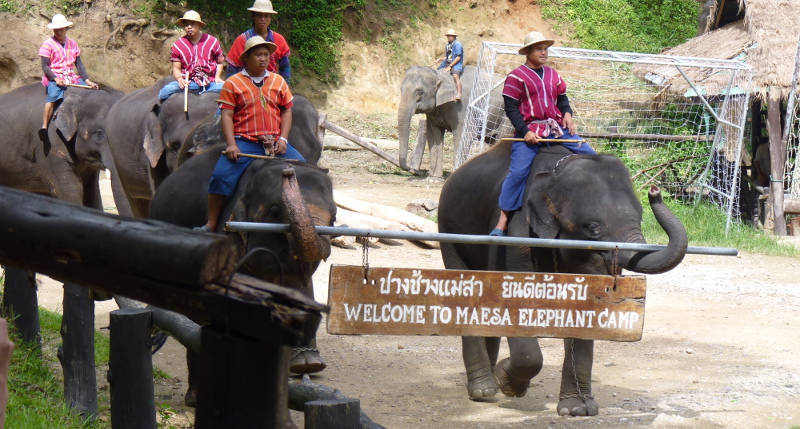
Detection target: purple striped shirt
<box><xmin>170</xmin><ymin>33</ymin><xmax>224</xmax><ymax>86</ymax></box>
<box><xmin>502</xmin><ymin>65</ymin><xmax>567</xmax><ymax>137</ymax></box>
<box><xmin>38</xmin><ymin>36</ymin><xmax>81</xmax><ymax>87</ymax></box>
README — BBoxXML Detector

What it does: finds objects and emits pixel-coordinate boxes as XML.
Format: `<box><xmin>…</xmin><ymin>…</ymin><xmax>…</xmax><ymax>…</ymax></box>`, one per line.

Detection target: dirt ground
<box><xmin>28</xmin><ymin>147</ymin><xmax>800</xmax><ymax>429</ymax></box>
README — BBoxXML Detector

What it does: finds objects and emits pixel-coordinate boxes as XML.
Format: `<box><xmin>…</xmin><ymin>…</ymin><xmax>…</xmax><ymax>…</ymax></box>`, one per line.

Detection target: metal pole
<box><xmin>225</xmin><ymin>222</ymin><xmax>738</xmax><ymax>256</ymax></box>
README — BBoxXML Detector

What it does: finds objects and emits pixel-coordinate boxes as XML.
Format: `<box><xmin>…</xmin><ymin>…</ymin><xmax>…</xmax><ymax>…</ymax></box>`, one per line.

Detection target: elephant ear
<box><xmin>53</xmin><ymin>101</ymin><xmax>78</xmax><ymax>141</ymax></box>
<box><xmin>525</xmin><ymin>172</ymin><xmax>560</xmax><ymax>239</ymax></box>
<box><xmin>435</xmin><ymin>71</ymin><xmax>457</xmax><ymax>107</ymax></box>
<box><xmin>143</xmin><ymin>103</ymin><xmax>165</xmax><ymax>169</ymax></box>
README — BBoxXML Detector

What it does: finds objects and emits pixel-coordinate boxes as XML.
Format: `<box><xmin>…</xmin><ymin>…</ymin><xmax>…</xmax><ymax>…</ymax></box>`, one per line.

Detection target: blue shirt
<box><xmin>438</xmin><ymin>40</ymin><xmax>464</xmax><ymax>72</ymax></box>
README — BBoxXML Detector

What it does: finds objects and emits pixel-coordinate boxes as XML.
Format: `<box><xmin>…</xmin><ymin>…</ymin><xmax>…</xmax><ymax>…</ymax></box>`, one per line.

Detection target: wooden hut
<box><xmin>637</xmin><ymin>0</ymin><xmax>800</xmax><ymax>235</ymax></box>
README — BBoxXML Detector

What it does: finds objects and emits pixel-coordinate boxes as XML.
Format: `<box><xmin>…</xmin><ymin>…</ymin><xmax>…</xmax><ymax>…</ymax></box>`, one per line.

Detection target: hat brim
<box><xmin>48</xmin><ymin>21</ymin><xmax>73</xmax><ymax>29</ymax></box>
<box><xmin>445</xmin><ymin>32</ymin><xmax>457</xmax><ymax>36</ymax></box>
<box><xmin>178</xmin><ymin>19</ymin><xmax>206</xmax><ymax>27</ymax></box>
<box><xmin>239</xmin><ymin>42</ymin><xmax>278</xmax><ymax>63</ymax></box>
<box><xmin>518</xmin><ymin>39</ymin><xmax>555</xmax><ymax>55</ymax></box>
<box><xmin>248</xmin><ymin>8</ymin><xmax>277</xmax><ymax>13</ymax></box>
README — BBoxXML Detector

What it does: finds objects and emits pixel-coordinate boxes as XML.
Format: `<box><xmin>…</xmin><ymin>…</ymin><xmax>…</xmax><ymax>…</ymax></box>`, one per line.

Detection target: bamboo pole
<box><xmin>183</xmin><ymin>73</ymin><xmax>189</xmax><ymax>113</ymax></box>
<box><xmin>500</xmin><ymin>137</ymin><xmax>585</xmax><ymax>143</ymax></box>
<box><xmin>66</xmin><ymin>83</ymin><xmax>95</xmax><ymax>89</ymax></box>
<box><xmin>221</xmin><ymin>151</ymin><xmax>300</xmax><ymax>161</ymax></box>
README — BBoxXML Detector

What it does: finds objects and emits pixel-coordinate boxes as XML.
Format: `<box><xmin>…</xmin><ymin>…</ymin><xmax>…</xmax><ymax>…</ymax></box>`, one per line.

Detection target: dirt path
<box><xmin>31</xmin><ymin>149</ymin><xmax>800</xmax><ymax>428</ymax></box>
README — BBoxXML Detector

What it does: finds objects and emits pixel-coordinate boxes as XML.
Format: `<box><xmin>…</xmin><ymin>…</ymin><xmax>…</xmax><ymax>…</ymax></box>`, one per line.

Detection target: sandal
<box><xmin>290</xmin><ymin>347</ymin><xmax>327</xmax><ymax>374</ymax></box>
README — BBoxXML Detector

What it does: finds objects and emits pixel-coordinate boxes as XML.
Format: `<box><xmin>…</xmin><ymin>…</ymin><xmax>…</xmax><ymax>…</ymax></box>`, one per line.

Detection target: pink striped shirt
<box><xmin>170</xmin><ymin>33</ymin><xmax>224</xmax><ymax>86</ymax></box>
<box><xmin>38</xmin><ymin>36</ymin><xmax>81</xmax><ymax>86</ymax></box>
<box><xmin>218</xmin><ymin>72</ymin><xmax>293</xmax><ymax>141</ymax></box>
<box><xmin>502</xmin><ymin>65</ymin><xmax>567</xmax><ymax>137</ymax></box>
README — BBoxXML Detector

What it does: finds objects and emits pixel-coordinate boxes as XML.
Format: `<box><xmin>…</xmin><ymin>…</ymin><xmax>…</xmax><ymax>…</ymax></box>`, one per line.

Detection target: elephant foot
<box><xmin>494</xmin><ymin>357</ymin><xmax>530</xmax><ymax>398</ymax></box>
<box><xmin>466</xmin><ymin>366</ymin><xmax>497</xmax><ymax>401</ymax></box>
<box><xmin>557</xmin><ymin>393</ymin><xmax>599</xmax><ymax>416</ymax></box>
<box><xmin>426</xmin><ymin>176</ymin><xmax>445</xmax><ymax>183</ymax></box>
<box><xmin>184</xmin><ymin>386</ymin><xmax>198</xmax><ymax>408</ymax></box>
<box><xmin>290</xmin><ymin>347</ymin><xmax>326</xmax><ymax>374</ymax></box>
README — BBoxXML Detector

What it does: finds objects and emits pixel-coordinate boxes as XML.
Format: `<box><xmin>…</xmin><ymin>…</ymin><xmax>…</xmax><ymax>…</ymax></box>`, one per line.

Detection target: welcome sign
<box><xmin>327</xmin><ymin>265</ymin><xmax>646</xmax><ymax>341</ymax></box>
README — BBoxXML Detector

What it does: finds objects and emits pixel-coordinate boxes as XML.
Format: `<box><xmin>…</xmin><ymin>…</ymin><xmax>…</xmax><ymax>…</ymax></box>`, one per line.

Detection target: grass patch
<box><xmin>5</xmin><ymin>307</ymin><xmax>110</xmax><ymax>428</ymax></box>
<box><xmin>639</xmin><ymin>193</ymin><xmax>800</xmax><ymax>257</ymax></box>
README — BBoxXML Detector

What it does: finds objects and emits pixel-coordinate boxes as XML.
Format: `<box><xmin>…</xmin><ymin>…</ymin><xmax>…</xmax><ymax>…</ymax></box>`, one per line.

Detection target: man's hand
<box><xmin>85</xmin><ymin>79</ymin><xmax>99</xmax><ymax>89</ymax></box>
<box><xmin>274</xmin><ymin>137</ymin><xmax>288</xmax><ymax>155</ymax></box>
<box><xmin>524</xmin><ymin>130</ymin><xmax>540</xmax><ymax>145</ymax></box>
<box><xmin>175</xmin><ymin>75</ymin><xmax>188</xmax><ymax>89</ymax></box>
<box><xmin>225</xmin><ymin>144</ymin><xmax>240</xmax><ymax>161</ymax></box>
<box><xmin>55</xmin><ymin>78</ymin><xmax>66</xmax><ymax>87</ymax></box>
<box><xmin>563</xmin><ymin>112</ymin><xmax>577</xmax><ymax>135</ymax></box>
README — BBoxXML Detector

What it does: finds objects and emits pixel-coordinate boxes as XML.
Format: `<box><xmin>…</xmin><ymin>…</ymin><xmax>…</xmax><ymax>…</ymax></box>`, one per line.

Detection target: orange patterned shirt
<box><xmin>218</xmin><ymin>71</ymin><xmax>293</xmax><ymax>141</ymax></box>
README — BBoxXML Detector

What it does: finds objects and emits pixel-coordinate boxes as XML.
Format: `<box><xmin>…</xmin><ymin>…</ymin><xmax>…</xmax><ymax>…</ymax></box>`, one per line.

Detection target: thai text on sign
<box><xmin>327</xmin><ymin>265</ymin><xmax>646</xmax><ymax>341</ymax></box>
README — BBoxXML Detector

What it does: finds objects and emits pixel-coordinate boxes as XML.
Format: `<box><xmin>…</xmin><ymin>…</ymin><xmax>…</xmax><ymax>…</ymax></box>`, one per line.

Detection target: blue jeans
<box><xmin>208</xmin><ymin>137</ymin><xmax>306</xmax><ymax>196</ymax></box>
<box><xmin>498</xmin><ymin>127</ymin><xmax>597</xmax><ymax>211</ymax></box>
<box><xmin>45</xmin><ymin>78</ymin><xmax>87</xmax><ymax>103</ymax></box>
<box><xmin>158</xmin><ymin>81</ymin><xmax>223</xmax><ymax>101</ymax></box>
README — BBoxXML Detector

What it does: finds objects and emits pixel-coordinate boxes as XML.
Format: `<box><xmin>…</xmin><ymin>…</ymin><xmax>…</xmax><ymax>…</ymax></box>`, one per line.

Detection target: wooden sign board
<box><xmin>327</xmin><ymin>265</ymin><xmax>646</xmax><ymax>342</ymax></box>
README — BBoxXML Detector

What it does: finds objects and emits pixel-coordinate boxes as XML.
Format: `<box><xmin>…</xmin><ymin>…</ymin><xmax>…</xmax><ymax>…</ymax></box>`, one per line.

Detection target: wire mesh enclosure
<box><xmin>459</xmin><ymin>42</ymin><xmax>754</xmax><ymax>230</ymax></box>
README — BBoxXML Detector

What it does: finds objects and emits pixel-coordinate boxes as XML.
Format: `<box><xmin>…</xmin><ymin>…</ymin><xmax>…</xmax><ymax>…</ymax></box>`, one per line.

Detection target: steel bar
<box><xmin>225</xmin><ymin>222</ymin><xmax>738</xmax><ymax>256</ymax></box>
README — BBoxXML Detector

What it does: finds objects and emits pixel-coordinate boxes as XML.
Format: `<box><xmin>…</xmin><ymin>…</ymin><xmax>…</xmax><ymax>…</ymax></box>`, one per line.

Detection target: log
<box><xmin>0</xmin><ymin>187</ymin><xmax>325</xmax><ymax>345</ymax></box>
<box><xmin>785</xmin><ymin>199</ymin><xmax>800</xmax><ymax>214</ymax></box>
<box><xmin>305</xmin><ymin>399</ymin><xmax>360</xmax><ymax>429</ymax></box>
<box><xmin>1</xmin><ymin>267</ymin><xmax>41</xmax><ymax>348</ymax></box>
<box><xmin>336</xmin><ymin>208</ymin><xmax>404</xmax><ymax>232</ymax></box>
<box><xmin>109</xmin><ymin>308</ymin><xmax>157</xmax><ymax>429</ymax></box>
<box><xmin>60</xmin><ymin>283</ymin><xmax>97</xmax><ymax>420</ymax></box>
<box><xmin>115</xmin><ymin>297</ymin><xmax>201</xmax><ymax>353</ymax></box>
<box><xmin>321</xmin><ymin>120</ymin><xmax>418</xmax><ymax>175</ymax></box>
<box><xmin>288</xmin><ymin>377</ymin><xmax>387</xmax><ymax>429</ymax></box>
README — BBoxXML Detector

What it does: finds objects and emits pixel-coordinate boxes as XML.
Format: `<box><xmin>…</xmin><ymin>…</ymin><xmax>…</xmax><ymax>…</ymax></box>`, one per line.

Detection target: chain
<box><xmin>612</xmin><ymin>246</ymin><xmax>620</xmax><ymax>277</ymax></box>
<box><xmin>361</xmin><ymin>234</ymin><xmax>370</xmax><ymax>278</ymax></box>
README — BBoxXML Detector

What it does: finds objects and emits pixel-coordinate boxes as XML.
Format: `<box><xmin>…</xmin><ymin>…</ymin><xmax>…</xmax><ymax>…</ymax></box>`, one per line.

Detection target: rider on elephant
<box><xmin>39</xmin><ymin>14</ymin><xmax>99</xmax><ymax>139</ymax></box>
<box><xmin>490</xmin><ymin>31</ymin><xmax>596</xmax><ymax>236</ymax></box>
<box><xmin>158</xmin><ymin>11</ymin><xmax>225</xmax><ymax>102</ymax></box>
<box><xmin>436</xmin><ymin>28</ymin><xmax>463</xmax><ymax>101</ymax></box>
<box><xmin>224</xmin><ymin>0</ymin><xmax>291</xmax><ymax>83</ymax></box>
<box><xmin>194</xmin><ymin>35</ymin><xmax>305</xmax><ymax>233</ymax></box>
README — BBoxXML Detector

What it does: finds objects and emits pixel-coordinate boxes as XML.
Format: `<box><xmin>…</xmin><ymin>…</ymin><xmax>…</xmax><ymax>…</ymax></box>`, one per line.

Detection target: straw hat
<box><xmin>445</xmin><ymin>29</ymin><xmax>458</xmax><ymax>37</ymax></box>
<box><xmin>248</xmin><ymin>0</ymin><xmax>277</xmax><ymax>14</ymax></box>
<box><xmin>239</xmin><ymin>36</ymin><xmax>278</xmax><ymax>63</ymax></box>
<box><xmin>518</xmin><ymin>31</ymin><xmax>554</xmax><ymax>55</ymax></box>
<box><xmin>177</xmin><ymin>10</ymin><xmax>205</xmax><ymax>27</ymax></box>
<box><xmin>48</xmin><ymin>14</ymin><xmax>73</xmax><ymax>29</ymax></box>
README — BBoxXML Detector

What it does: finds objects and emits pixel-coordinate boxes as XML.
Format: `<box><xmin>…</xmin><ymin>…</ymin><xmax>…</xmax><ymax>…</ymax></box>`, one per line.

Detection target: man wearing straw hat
<box><xmin>490</xmin><ymin>31</ymin><xmax>596</xmax><ymax>236</ymax></box>
<box><xmin>39</xmin><ymin>14</ymin><xmax>99</xmax><ymax>138</ymax></box>
<box><xmin>436</xmin><ymin>28</ymin><xmax>463</xmax><ymax>101</ymax></box>
<box><xmin>158</xmin><ymin>10</ymin><xmax>225</xmax><ymax>101</ymax></box>
<box><xmin>225</xmin><ymin>0</ymin><xmax>291</xmax><ymax>83</ymax></box>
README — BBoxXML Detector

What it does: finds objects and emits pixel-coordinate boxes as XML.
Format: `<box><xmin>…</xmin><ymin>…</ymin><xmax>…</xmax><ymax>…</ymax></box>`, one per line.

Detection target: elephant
<box><xmin>397</xmin><ymin>65</ymin><xmax>476</xmax><ymax>180</ymax></box>
<box><xmin>178</xmin><ymin>94</ymin><xmax>324</xmax><ymax>166</ymax></box>
<box><xmin>104</xmin><ymin>77</ymin><xmax>219</xmax><ymax>217</ymax></box>
<box><xmin>149</xmin><ymin>144</ymin><xmax>336</xmax><ymax>406</ymax></box>
<box><xmin>438</xmin><ymin>142</ymin><xmax>688</xmax><ymax>416</ymax></box>
<box><xmin>0</xmin><ymin>83</ymin><xmax>122</xmax><ymax>207</ymax></box>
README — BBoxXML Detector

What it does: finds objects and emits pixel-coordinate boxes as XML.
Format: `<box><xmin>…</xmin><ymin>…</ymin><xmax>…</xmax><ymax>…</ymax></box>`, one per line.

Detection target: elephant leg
<box><xmin>185</xmin><ymin>348</ymin><xmax>200</xmax><ymax>407</ymax></box>
<box><xmin>462</xmin><ymin>336</ymin><xmax>498</xmax><ymax>400</ymax></box>
<box><xmin>495</xmin><ymin>337</ymin><xmax>543</xmax><ymax>398</ymax></box>
<box><xmin>557</xmin><ymin>339</ymin><xmax>598</xmax><ymax>416</ymax></box>
<box><xmin>290</xmin><ymin>336</ymin><xmax>326</xmax><ymax>374</ymax></box>
<box><xmin>426</xmin><ymin>121</ymin><xmax>446</xmax><ymax>180</ymax></box>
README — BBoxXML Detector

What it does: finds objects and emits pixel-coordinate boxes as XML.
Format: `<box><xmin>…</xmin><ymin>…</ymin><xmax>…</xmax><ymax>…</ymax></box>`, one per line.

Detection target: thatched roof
<box><xmin>636</xmin><ymin>0</ymin><xmax>800</xmax><ymax>100</ymax></box>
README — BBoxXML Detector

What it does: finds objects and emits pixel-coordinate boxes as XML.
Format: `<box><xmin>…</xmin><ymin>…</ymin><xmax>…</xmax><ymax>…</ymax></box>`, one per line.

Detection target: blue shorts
<box><xmin>158</xmin><ymin>81</ymin><xmax>224</xmax><ymax>101</ymax></box>
<box><xmin>208</xmin><ymin>137</ymin><xmax>307</xmax><ymax>196</ymax></box>
<box><xmin>45</xmin><ymin>78</ymin><xmax>86</xmax><ymax>103</ymax></box>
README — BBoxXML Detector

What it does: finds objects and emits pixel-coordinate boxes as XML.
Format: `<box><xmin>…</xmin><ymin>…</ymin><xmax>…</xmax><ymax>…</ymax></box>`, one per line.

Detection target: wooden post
<box><xmin>195</xmin><ymin>326</ymin><xmax>292</xmax><ymax>428</ymax></box>
<box><xmin>409</xmin><ymin>119</ymin><xmax>427</xmax><ymax>171</ymax></box>
<box><xmin>1</xmin><ymin>267</ymin><xmax>41</xmax><ymax>348</ymax></box>
<box><xmin>60</xmin><ymin>282</ymin><xmax>97</xmax><ymax>420</ymax></box>
<box><xmin>304</xmin><ymin>399</ymin><xmax>360</xmax><ymax>429</ymax></box>
<box><xmin>109</xmin><ymin>308</ymin><xmax>156</xmax><ymax>429</ymax></box>
<box><xmin>767</xmin><ymin>88</ymin><xmax>787</xmax><ymax>235</ymax></box>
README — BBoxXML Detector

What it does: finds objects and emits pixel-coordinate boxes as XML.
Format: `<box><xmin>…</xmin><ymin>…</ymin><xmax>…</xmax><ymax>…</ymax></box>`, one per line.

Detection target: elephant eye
<box><xmin>170</xmin><ymin>141</ymin><xmax>181</xmax><ymax>152</ymax></box>
<box><xmin>582</xmin><ymin>221</ymin><xmax>602</xmax><ymax>239</ymax></box>
<box><xmin>94</xmin><ymin>129</ymin><xmax>105</xmax><ymax>141</ymax></box>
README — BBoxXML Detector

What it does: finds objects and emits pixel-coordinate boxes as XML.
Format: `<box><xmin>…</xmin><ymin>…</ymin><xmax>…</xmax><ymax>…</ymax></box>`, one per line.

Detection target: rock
<box><xmin>406</xmin><ymin>199</ymin><xmax>438</xmax><ymax>218</ymax></box>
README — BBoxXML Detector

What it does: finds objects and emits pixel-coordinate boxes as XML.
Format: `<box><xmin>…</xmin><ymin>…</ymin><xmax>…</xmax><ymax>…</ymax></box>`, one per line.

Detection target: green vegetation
<box><xmin>639</xmin><ymin>191</ymin><xmax>800</xmax><ymax>257</ymax></box>
<box><xmin>0</xmin><ymin>0</ymin><xmax>19</xmax><ymax>13</ymax></box>
<box><xmin>5</xmin><ymin>308</ymin><xmax>110</xmax><ymax>428</ymax></box>
<box><xmin>540</xmin><ymin>0</ymin><xmax>698</xmax><ymax>53</ymax></box>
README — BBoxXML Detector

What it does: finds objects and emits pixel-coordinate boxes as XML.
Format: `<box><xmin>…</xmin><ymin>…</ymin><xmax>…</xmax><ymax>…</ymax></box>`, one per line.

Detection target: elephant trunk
<box><xmin>619</xmin><ymin>185</ymin><xmax>688</xmax><ymax>274</ymax></box>
<box><xmin>281</xmin><ymin>166</ymin><xmax>331</xmax><ymax>262</ymax></box>
<box><xmin>397</xmin><ymin>101</ymin><xmax>415</xmax><ymax>169</ymax></box>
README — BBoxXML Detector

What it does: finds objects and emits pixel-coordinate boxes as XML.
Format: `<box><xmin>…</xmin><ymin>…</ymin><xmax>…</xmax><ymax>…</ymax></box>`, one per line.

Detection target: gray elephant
<box><xmin>0</xmin><ymin>83</ymin><xmax>122</xmax><ymax>207</ymax></box>
<box><xmin>438</xmin><ymin>142</ymin><xmax>688</xmax><ymax>416</ymax></box>
<box><xmin>105</xmin><ymin>77</ymin><xmax>219</xmax><ymax>217</ymax></box>
<box><xmin>178</xmin><ymin>95</ymin><xmax>323</xmax><ymax>166</ymax></box>
<box><xmin>150</xmin><ymin>145</ymin><xmax>335</xmax><ymax>405</ymax></box>
<box><xmin>398</xmin><ymin>65</ymin><xmax>476</xmax><ymax>180</ymax></box>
